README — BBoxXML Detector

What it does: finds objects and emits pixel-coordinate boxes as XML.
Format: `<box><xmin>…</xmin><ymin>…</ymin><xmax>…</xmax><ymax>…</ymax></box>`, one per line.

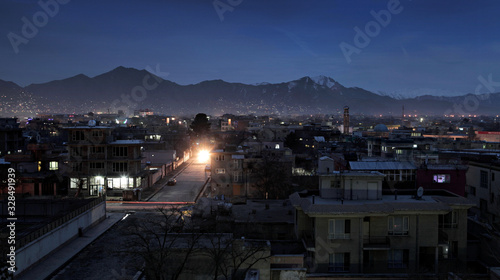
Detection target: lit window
<box><xmin>49</xmin><ymin>161</ymin><xmax>58</xmax><ymax>170</ymax></box>
<box><xmin>216</xmin><ymin>168</ymin><xmax>226</xmax><ymax>174</ymax></box>
<box><xmin>433</xmin><ymin>174</ymin><xmax>450</xmax><ymax>183</ymax></box>
<box><xmin>70</xmin><ymin>178</ymin><xmax>88</xmax><ymax>189</ymax></box>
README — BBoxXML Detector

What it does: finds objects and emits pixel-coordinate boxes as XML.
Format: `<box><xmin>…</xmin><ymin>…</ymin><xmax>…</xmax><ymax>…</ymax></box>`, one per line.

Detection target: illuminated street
<box><xmin>148</xmin><ymin>155</ymin><xmax>210</xmax><ymax>203</ymax></box>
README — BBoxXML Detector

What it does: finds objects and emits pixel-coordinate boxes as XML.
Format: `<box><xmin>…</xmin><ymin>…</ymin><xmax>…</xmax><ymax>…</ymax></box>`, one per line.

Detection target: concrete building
<box><xmin>210</xmin><ymin>144</ymin><xmax>294</xmax><ymax>198</ymax></box>
<box><xmin>0</xmin><ymin>117</ymin><xmax>24</xmax><ymax>156</ymax></box>
<box><xmin>4</xmin><ymin>143</ymin><xmax>67</xmax><ymax>197</ymax></box>
<box><xmin>66</xmin><ymin>125</ymin><xmax>144</xmax><ymax>197</ymax></box>
<box><xmin>290</xmin><ymin>171</ymin><xmax>473</xmax><ymax>275</ymax></box>
<box><xmin>466</xmin><ymin>161</ymin><xmax>500</xmax><ymax>223</ymax></box>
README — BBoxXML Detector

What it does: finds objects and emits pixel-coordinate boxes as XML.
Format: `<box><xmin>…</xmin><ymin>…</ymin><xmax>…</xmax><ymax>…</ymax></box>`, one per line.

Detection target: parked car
<box><xmin>167</xmin><ymin>178</ymin><xmax>176</xmax><ymax>186</ymax></box>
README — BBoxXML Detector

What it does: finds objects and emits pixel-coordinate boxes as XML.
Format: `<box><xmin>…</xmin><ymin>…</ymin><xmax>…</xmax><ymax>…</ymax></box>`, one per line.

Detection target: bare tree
<box><xmin>202</xmin><ymin>234</ymin><xmax>271</xmax><ymax>280</ymax></box>
<box><xmin>121</xmin><ymin>207</ymin><xmax>202</xmax><ymax>280</ymax></box>
<box><xmin>251</xmin><ymin>155</ymin><xmax>293</xmax><ymax>199</ymax></box>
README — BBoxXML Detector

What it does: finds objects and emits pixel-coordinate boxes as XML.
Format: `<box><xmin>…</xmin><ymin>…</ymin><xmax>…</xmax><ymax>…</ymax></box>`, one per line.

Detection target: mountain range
<box><xmin>1</xmin><ymin>66</ymin><xmax>499</xmax><ymax>117</ymax></box>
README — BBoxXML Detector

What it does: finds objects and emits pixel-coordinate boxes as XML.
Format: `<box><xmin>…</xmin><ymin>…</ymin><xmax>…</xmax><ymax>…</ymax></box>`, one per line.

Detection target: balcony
<box><xmin>328</xmin><ymin>233</ymin><xmax>351</xmax><ymax>240</ymax></box>
<box><xmin>363</xmin><ymin>236</ymin><xmax>390</xmax><ymax>250</ymax></box>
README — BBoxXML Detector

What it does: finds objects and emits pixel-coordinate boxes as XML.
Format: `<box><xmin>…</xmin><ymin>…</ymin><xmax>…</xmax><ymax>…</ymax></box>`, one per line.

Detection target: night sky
<box><xmin>1</xmin><ymin>0</ymin><xmax>500</xmax><ymax>97</ymax></box>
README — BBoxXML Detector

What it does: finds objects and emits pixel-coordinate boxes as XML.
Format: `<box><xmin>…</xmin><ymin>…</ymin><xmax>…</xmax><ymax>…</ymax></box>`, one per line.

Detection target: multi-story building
<box><xmin>210</xmin><ymin>147</ymin><xmax>247</xmax><ymax>197</ymax></box>
<box><xmin>210</xmin><ymin>145</ymin><xmax>294</xmax><ymax>198</ymax></box>
<box><xmin>0</xmin><ymin>117</ymin><xmax>24</xmax><ymax>156</ymax></box>
<box><xmin>466</xmin><ymin>161</ymin><xmax>500</xmax><ymax>223</ymax></box>
<box><xmin>66</xmin><ymin>125</ymin><xmax>143</xmax><ymax>197</ymax></box>
<box><xmin>4</xmin><ymin>143</ymin><xmax>66</xmax><ymax>196</ymax></box>
<box><xmin>290</xmin><ymin>171</ymin><xmax>473</xmax><ymax>275</ymax></box>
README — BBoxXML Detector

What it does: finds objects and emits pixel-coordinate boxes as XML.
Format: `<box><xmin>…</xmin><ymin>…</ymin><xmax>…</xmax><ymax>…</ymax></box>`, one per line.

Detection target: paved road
<box><xmin>148</xmin><ymin>161</ymin><xmax>209</xmax><ymax>202</ymax></box>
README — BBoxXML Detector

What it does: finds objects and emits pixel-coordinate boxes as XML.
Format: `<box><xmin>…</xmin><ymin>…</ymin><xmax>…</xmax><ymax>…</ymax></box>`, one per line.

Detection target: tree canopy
<box><xmin>190</xmin><ymin>113</ymin><xmax>210</xmax><ymax>138</ymax></box>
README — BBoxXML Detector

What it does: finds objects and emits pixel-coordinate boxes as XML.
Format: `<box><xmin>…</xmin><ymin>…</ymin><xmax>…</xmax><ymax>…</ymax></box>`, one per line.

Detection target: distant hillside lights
<box><xmin>339</xmin><ymin>0</ymin><xmax>404</xmax><ymax>64</ymax></box>
<box><xmin>7</xmin><ymin>0</ymin><xmax>70</xmax><ymax>54</ymax></box>
<box><xmin>444</xmin><ymin>73</ymin><xmax>500</xmax><ymax>117</ymax></box>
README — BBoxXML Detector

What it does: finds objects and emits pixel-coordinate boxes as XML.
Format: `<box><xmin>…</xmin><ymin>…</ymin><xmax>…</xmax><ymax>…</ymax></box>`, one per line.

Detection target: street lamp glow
<box><xmin>198</xmin><ymin>150</ymin><xmax>210</xmax><ymax>162</ymax></box>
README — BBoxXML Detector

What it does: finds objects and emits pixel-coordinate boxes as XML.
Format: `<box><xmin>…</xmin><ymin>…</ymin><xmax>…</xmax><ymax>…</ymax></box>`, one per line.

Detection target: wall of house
<box><xmin>466</xmin><ymin>163</ymin><xmax>500</xmax><ymax>223</ymax></box>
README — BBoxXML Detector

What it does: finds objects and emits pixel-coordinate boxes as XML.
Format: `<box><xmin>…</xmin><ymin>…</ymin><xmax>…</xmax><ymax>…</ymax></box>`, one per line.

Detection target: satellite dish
<box><xmin>88</xmin><ymin>120</ymin><xmax>97</xmax><ymax>127</ymax></box>
<box><xmin>417</xmin><ymin>187</ymin><xmax>424</xmax><ymax>198</ymax></box>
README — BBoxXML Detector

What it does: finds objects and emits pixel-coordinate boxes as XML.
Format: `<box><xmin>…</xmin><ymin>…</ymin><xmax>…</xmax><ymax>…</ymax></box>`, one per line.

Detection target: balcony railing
<box><xmin>328</xmin><ymin>233</ymin><xmax>351</xmax><ymax>240</ymax></box>
<box><xmin>363</xmin><ymin>236</ymin><xmax>390</xmax><ymax>249</ymax></box>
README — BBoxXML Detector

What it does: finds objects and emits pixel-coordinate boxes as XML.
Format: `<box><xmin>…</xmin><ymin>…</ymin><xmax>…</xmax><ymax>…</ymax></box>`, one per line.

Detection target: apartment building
<box><xmin>210</xmin><ymin>145</ymin><xmax>294</xmax><ymax>198</ymax></box>
<box><xmin>290</xmin><ymin>171</ymin><xmax>473</xmax><ymax>275</ymax></box>
<box><xmin>210</xmin><ymin>147</ymin><xmax>247</xmax><ymax>197</ymax></box>
<box><xmin>66</xmin><ymin>125</ymin><xmax>143</xmax><ymax>197</ymax></box>
<box><xmin>466</xmin><ymin>161</ymin><xmax>500</xmax><ymax>223</ymax></box>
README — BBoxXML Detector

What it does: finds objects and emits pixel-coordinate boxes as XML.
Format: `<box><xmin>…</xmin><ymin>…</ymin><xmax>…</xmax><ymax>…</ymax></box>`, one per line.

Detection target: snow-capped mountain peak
<box><xmin>311</xmin><ymin>75</ymin><xmax>337</xmax><ymax>89</ymax></box>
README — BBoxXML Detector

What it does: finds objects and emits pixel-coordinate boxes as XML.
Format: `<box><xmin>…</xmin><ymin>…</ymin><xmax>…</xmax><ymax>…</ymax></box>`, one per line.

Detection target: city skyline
<box><xmin>1</xmin><ymin>0</ymin><xmax>500</xmax><ymax>97</ymax></box>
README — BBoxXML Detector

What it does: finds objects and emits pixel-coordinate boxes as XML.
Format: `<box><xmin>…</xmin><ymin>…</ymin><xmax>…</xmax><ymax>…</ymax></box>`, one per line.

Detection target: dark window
<box><xmin>112</xmin><ymin>162</ymin><xmax>128</xmax><ymax>172</ymax></box>
<box><xmin>469</xmin><ymin>186</ymin><xmax>476</xmax><ymax>196</ymax></box>
<box><xmin>330</xmin><ymin>180</ymin><xmax>341</xmax><ymax>188</ymax></box>
<box><xmin>72</xmin><ymin>162</ymin><xmax>82</xmax><ymax>172</ymax></box>
<box><xmin>388</xmin><ymin>249</ymin><xmax>409</xmax><ymax>268</ymax></box>
<box><xmin>216</xmin><ymin>155</ymin><xmax>225</xmax><ymax>161</ymax></box>
<box><xmin>71</xmin><ymin>147</ymin><xmax>82</xmax><ymax>157</ymax></box>
<box><xmin>72</xmin><ymin>131</ymin><xmax>85</xmax><ymax>141</ymax></box>
<box><xmin>89</xmin><ymin>162</ymin><xmax>105</xmax><ymax>169</ymax></box>
<box><xmin>91</xmin><ymin>130</ymin><xmax>103</xmax><ymax>137</ymax></box>
<box><xmin>480</xmin><ymin>171</ymin><xmax>488</xmax><ymax>189</ymax></box>
<box><xmin>91</xmin><ymin>146</ymin><xmax>104</xmax><ymax>153</ymax></box>
<box><xmin>439</xmin><ymin>211</ymin><xmax>458</xmax><ymax>228</ymax></box>
<box><xmin>113</xmin><ymin>147</ymin><xmax>128</xmax><ymax>157</ymax></box>
<box><xmin>329</xmin><ymin>253</ymin><xmax>350</xmax><ymax>272</ymax></box>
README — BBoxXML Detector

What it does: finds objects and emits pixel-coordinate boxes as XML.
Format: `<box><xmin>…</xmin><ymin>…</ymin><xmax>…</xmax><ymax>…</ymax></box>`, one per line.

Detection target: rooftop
<box><xmin>317</xmin><ymin>170</ymin><xmax>385</xmax><ymax>177</ymax></box>
<box><xmin>290</xmin><ymin>190</ymin><xmax>474</xmax><ymax>216</ymax></box>
<box><xmin>108</xmin><ymin>140</ymin><xmax>143</xmax><ymax>145</ymax></box>
<box><xmin>350</xmin><ymin>161</ymin><xmax>416</xmax><ymax>170</ymax></box>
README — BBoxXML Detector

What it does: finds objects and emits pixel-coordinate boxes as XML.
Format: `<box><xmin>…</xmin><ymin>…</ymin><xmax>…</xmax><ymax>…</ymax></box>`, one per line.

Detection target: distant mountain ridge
<box><xmin>1</xmin><ymin>66</ymin><xmax>499</xmax><ymax>117</ymax></box>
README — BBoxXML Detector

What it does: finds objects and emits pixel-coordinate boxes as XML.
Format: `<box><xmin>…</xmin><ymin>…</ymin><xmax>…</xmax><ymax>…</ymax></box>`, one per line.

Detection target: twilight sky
<box><xmin>1</xmin><ymin>0</ymin><xmax>500</xmax><ymax>97</ymax></box>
